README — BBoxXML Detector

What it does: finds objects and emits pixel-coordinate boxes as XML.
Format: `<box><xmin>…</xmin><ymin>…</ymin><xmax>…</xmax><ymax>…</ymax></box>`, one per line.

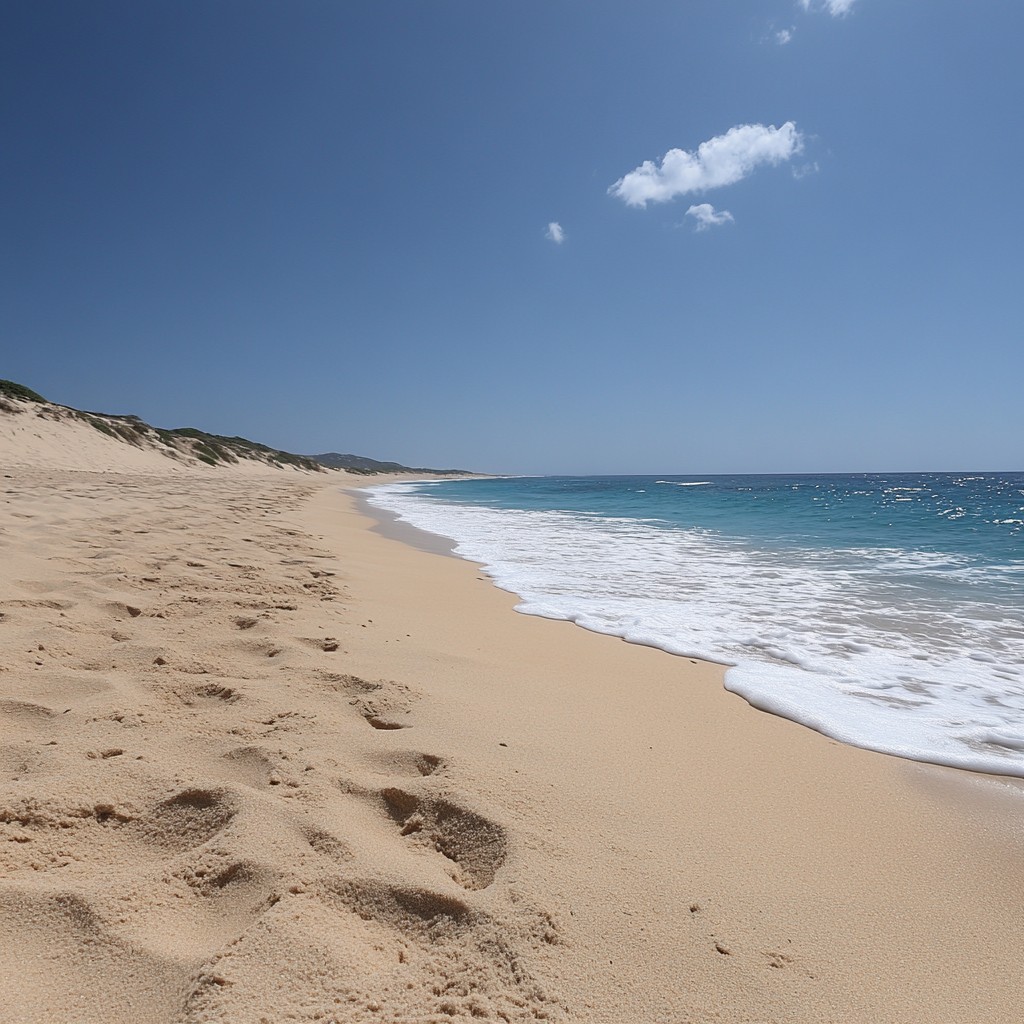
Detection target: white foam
<box><xmin>366</xmin><ymin>483</ymin><xmax>1024</xmax><ymax>777</ymax></box>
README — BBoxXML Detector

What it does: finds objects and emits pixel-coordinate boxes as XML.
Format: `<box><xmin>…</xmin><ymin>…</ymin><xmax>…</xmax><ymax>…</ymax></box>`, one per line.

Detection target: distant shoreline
<box><xmin>351</xmin><ymin>484</ymin><xmax>460</xmax><ymax>559</ymax></box>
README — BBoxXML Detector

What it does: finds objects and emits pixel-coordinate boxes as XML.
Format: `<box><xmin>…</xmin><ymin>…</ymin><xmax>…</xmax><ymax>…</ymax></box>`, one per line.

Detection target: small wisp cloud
<box><xmin>609</xmin><ymin>122</ymin><xmax>803</xmax><ymax>208</ymax></box>
<box><xmin>545</xmin><ymin>221</ymin><xmax>565</xmax><ymax>244</ymax></box>
<box><xmin>799</xmin><ymin>0</ymin><xmax>857</xmax><ymax>16</ymax></box>
<box><xmin>685</xmin><ymin>204</ymin><xmax>734</xmax><ymax>231</ymax></box>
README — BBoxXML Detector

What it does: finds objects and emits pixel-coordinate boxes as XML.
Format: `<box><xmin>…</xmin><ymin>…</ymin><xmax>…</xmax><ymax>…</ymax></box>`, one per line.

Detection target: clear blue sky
<box><xmin>2</xmin><ymin>1</ymin><xmax>1021</xmax><ymax>474</ymax></box>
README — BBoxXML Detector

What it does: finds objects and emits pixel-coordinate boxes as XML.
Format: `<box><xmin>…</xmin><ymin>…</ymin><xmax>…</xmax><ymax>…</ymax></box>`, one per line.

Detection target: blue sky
<box><xmin>2</xmin><ymin>1</ymin><xmax>1021</xmax><ymax>474</ymax></box>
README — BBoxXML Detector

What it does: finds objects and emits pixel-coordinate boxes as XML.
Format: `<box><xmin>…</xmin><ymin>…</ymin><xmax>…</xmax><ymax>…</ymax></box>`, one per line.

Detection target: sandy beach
<box><xmin>2</xmin><ymin>415</ymin><xmax>1024</xmax><ymax>1022</ymax></box>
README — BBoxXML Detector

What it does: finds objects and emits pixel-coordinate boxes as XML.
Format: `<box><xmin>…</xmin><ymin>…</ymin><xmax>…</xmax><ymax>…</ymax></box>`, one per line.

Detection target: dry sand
<box><xmin>2</xmin><ymin>409</ymin><xmax>1024</xmax><ymax>1022</ymax></box>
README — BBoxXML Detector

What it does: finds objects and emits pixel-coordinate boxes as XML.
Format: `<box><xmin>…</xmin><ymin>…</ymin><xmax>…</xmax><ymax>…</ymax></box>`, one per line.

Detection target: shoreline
<box><xmin>351</xmin><ymin>484</ymin><xmax>460</xmax><ymax>559</ymax></box>
<box><xmin>2</xmin><ymin>465</ymin><xmax>1022</xmax><ymax>1021</ymax></box>
<box><xmin>358</xmin><ymin>476</ymin><xmax>1024</xmax><ymax>803</ymax></box>
<box><xmin>357</xmin><ymin>472</ymin><xmax>1024</xmax><ymax>781</ymax></box>
<box><xmin>301</xmin><ymin>480</ymin><xmax>1024</xmax><ymax>1022</ymax></box>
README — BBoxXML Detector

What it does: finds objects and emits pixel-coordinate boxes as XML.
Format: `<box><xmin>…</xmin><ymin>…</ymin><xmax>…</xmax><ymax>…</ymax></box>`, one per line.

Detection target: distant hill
<box><xmin>312</xmin><ymin>452</ymin><xmax>468</xmax><ymax>476</ymax></box>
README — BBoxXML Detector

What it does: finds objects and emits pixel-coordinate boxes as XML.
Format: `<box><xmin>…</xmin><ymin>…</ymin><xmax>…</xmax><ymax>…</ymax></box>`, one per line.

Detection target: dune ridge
<box><xmin>0</xmin><ymin>386</ymin><xmax>324</xmax><ymax>474</ymax></box>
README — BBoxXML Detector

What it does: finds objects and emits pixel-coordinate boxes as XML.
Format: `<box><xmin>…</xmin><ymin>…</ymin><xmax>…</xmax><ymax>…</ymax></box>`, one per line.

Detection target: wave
<box><xmin>365</xmin><ymin>481</ymin><xmax>1024</xmax><ymax>777</ymax></box>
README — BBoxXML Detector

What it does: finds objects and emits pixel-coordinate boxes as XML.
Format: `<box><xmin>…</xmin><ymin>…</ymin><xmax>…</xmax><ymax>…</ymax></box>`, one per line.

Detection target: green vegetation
<box><xmin>313</xmin><ymin>452</ymin><xmax>467</xmax><ymax>476</ymax></box>
<box><xmin>87</xmin><ymin>416</ymin><xmax>116</xmax><ymax>437</ymax></box>
<box><xmin>112</xmin><ymin>422</ymin><xmax>144</xmax><ymax>445</ymax></box>
<box><xmin>168</xmin><ymin>427</ymin><xmax>323</xmax><ymax>472</ymax></box>
<box><xmin>194</xmin><ymin>441</ymin><xmax>230</xmax><ymax>463</ymax></box>
<box><xmin>79</xmin><ymin>413</ymin><xmax>146</xmax><ymax>446</ymax></box>
<box><xmin>0</xmin><ymin>379</ymin><xmax>46</xmax><ymax>403</ymax></box>
<box><xmin>0</xmin><ymin>378</ymin><xmax>460</xmax><ymax>475</ymax></box>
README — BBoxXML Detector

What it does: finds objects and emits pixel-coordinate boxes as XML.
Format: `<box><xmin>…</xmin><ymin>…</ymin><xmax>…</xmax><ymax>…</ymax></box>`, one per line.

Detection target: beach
<box><xmin>2</xmin><ymin>438</ymin><xmax>1024</xmax><ymax>1020</ymax></box>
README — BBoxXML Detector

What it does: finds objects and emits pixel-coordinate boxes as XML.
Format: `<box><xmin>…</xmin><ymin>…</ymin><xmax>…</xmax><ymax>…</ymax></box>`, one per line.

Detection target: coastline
<box><xmin>304</xmin><ymin>481</ymin><xmax>1024</xmax><ymax>1021</ymax></box>
<box><xmin>352</xmin><ymin>484</ymin><xmax>459</xmax><ymax>558</ymax></box>
<box><xmin>357</xmin><ymin>473</ymin><xmax>1024</xmax><ymax>779</ymax></box>
<box><xmin>1</xmin><ymin>464</ymin><xmax>1022</xmax><ymax>1021</ymax></box>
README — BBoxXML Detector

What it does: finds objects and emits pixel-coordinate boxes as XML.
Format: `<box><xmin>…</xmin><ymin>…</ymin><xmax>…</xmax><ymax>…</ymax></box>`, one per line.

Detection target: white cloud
<box><xmin>685</xmin><ymin>204</ymin><xmax>735</xmax><ymax>231</ymax></box>
<box><xmin>609</xmin><ymin>122</ymin><xmax>803</xmax><ymax>208</ymax></box>
<box><xmin>776</xmin><ymin>28</ymin><xmax>793</xmax><ymax>44</ymax></box>
<box><xmin>800</xmin><ymin>0</ymin><xmax>856</xmax><ymax>16</ymax></box>
<box><xmin>545</xmin><ymin>221</ymin><xmax>565</xmax><ymax>244</ymax></box>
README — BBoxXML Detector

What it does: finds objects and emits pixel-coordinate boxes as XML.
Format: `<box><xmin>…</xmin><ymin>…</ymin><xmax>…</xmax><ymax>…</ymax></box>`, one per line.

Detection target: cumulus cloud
<box><xmin>800</xmin><ymin>0</ymin><xmax>856</xmax><ymax>16</ymax></box>
<box><xmin>776</xmin><ymin>28</ymin><xmax>793</xmax><ymax>44</ymax></box>
<box><xmin>545</xmin><ymin>221</ymin><xmax>565</xmax><ymax>244</ymax></box>
<box><xmin>685</xmin><ymin>204</ymin><xmax>735</xmax><ymax>231</ymax></box>
<box><xmin>608</xmin><ymin>122</ymin><xmax>803</xmax><ymax>208</ymax></box>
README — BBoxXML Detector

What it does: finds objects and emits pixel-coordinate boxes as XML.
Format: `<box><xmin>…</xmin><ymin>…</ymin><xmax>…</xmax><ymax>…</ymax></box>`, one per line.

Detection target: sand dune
<box><xmin>0</xmin><ymin>393</ymin><xmax>321</xmax><ymax>474</ymax></box>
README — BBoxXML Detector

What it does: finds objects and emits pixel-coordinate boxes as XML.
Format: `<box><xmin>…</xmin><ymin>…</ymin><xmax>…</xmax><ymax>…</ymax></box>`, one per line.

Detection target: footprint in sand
<box><xmin>364</xmin><ymin>749</ymin><xmax>444</xmax><ymax>778</ymax></box>
<box><xmin>363</xmin><ymin>711</ymin><xmax>410</xmax><ymax>730</ymax></box>
<box><xmin>222</xmin><ymin>745</ymin><xmax>310</xmax><ymax>793</ymax></box>
<box><xmin>380</xmin><ymin>787</ymin><xmax>507</xmax><ymax>891</ymax></box>
<box><xmin>0</xmin><ymin>698</ymin><xmax>61</xmax><ymax>730</ymax></box>
<box><xmin>325</xmin><ymin>676</ymin><xmax>416</xmax><ymax>732</ymax></box>
<box><xmin>0</xmin><ymin>889</ymin><xmax>186</xmax><ymax>1022</ymax></box>
<box><xmin>104</xmin><ymin>601</ymin><xmax>143</xmax><ymax>619</ymax></box>
<box><xmin>192</xmin><ymin>682</ymin><xmax>242</xmax><ymax>704</ymax></box>
<box><xmin>322</xmin><ymin>676</ymin><xmax>416</xmax><ymax>732</ymax></box>
<box><xmin>302</xmin><ymin>825</ymin><xmax>354</xmax><ymax>864</ymax></box>
<box><xmin>129</xmin><ymin>786</ymin><xmax>241</xmax><ymax>853</ymax></box>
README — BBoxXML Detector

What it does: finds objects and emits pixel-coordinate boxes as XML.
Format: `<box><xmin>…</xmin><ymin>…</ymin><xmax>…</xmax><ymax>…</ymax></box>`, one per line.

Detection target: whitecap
<box><xmin>365</xmin><ymin>481</ymin><xmax>1024</xmax><ymax>777</ymax></box>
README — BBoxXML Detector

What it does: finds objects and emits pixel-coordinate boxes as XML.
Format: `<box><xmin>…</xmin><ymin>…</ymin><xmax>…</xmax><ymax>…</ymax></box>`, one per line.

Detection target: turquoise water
<box><xmin>367</xmin><ymin>473</ymin><xmax>1024</xmax><ymax>776</ymax></box>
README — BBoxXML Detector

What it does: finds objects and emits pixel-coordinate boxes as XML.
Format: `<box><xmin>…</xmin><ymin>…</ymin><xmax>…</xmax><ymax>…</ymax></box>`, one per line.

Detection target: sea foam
<box><xmin>365</xmin><ymin>479</ymin><xmax>1024</xmax><ymax>777</ymax></box>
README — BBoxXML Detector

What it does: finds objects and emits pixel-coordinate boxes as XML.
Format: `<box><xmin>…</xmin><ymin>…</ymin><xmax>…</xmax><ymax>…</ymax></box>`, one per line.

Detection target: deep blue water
<box><xmin>431</xmin><ymin>472</ymin><xmax>1024</xmax><ymax>564</ymax></box>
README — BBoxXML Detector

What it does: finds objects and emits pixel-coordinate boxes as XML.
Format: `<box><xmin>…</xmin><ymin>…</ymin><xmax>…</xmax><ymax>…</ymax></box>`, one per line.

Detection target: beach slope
<box><xmin>1</xmin><ymin>413</ymin><xmax>1023</xmax><ymax>1021</ymax></box>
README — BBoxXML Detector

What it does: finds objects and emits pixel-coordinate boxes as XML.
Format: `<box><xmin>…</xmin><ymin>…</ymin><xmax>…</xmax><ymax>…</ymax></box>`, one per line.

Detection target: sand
<box><xmin>2</xmin><ymin>410</ymin><xmax>1024</xmax><ymax>1022</ymax></box>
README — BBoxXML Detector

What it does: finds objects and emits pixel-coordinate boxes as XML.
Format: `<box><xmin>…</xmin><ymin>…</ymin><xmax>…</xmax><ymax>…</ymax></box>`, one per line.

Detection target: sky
<box><xmin>2</xmin><ymin>1</ymin><xmax>1022</xmax><ymax>475</ymax></box>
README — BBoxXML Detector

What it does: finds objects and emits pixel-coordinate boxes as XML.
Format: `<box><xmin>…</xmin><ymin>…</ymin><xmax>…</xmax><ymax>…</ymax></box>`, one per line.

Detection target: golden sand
<box><xmin>2</xmin><ymin>405</ymin><xmax>1023</xmax><ymax>1021</ymax></box>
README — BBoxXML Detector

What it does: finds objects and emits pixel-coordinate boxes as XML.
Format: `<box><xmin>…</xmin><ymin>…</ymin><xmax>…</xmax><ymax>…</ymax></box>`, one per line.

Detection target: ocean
<box><xmin>365</xmin><ymin>473</ymin><xmax>1024</xmax><ymax>777</ymax></box>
